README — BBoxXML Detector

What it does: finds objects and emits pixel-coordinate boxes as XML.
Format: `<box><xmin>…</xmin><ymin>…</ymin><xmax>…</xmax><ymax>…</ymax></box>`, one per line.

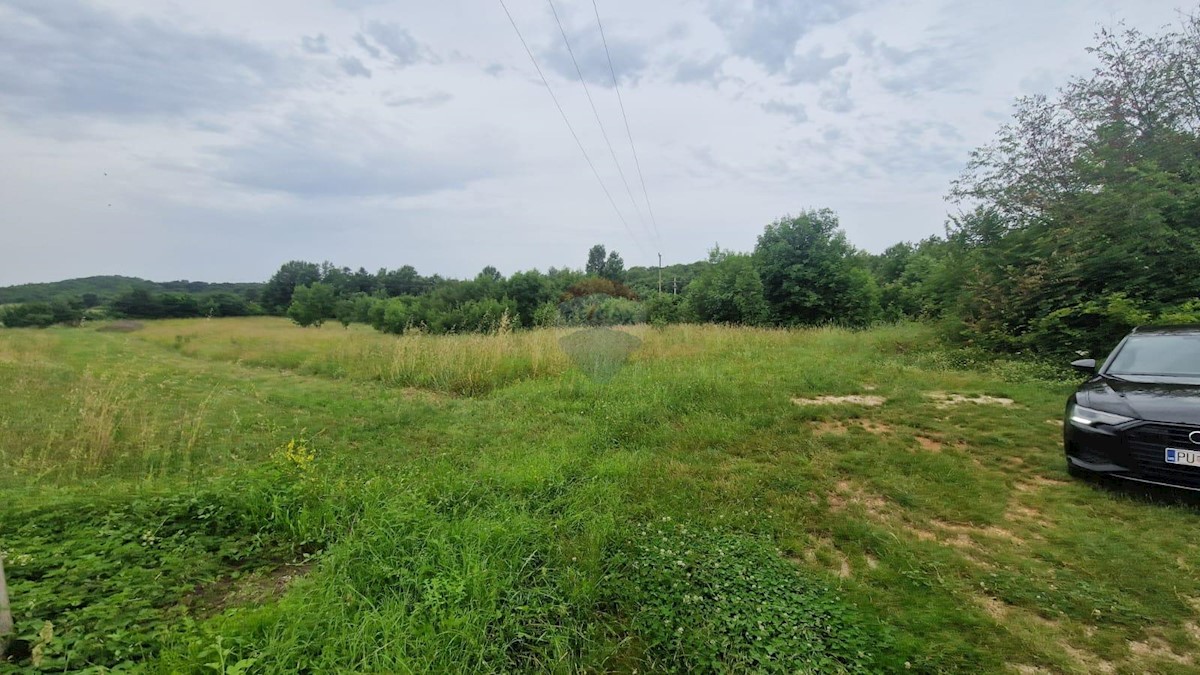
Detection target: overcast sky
<box><xmin>0</xmin><ymin>0</ymin><xmax>1187</xmax><ymax>285</ymax></box>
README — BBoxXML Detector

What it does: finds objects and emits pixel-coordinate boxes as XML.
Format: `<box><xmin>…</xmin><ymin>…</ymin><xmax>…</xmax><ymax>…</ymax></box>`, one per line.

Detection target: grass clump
<box><xmin>611</xmin><ymin>519</ymin><xmax>888</xmax><ymax>673</ymax></box>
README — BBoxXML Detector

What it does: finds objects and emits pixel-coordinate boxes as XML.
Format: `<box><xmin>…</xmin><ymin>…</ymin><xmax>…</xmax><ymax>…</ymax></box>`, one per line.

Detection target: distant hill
<box><xmin>0</xmin><ymin>275</ymin><xmax>263</xmax><ymax>304</ymax></box>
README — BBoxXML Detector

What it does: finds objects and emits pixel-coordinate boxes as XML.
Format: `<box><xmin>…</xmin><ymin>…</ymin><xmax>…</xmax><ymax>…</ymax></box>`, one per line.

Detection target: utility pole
<box><xmin>657</xmin><ymin>252</ymin><xmax>662</xmax><ymax>293</ymax></box>
<box><xmin>673</xmin><ymin>276</ymin><xmax>677</xmax><ymax>295</ymax></box>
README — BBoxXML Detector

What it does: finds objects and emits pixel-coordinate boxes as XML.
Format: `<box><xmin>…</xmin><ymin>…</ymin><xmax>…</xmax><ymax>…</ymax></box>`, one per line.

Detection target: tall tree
<box><xmin>585</xmin><ymin>245</ymin><xmax>607</xmax><ymax>277</ymax></box>
<box><xmin>754</xmin><ymin>209</ymin><xmax>878</xmax><ymax>327</ymax></box>
<box><xmin>602</xmin><ymin>251</ymin><xmax>625</xmax><ymax>282</ymax></box>
<box><xmin>263</xmin><ymin>261</ymin><xmax>321</xmax><ymax>313</ymax></box>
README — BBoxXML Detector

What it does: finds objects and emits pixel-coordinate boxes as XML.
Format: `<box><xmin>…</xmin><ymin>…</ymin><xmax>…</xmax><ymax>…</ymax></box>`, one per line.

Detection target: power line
<box><xmin>546</xmin><ymin>0</ymin><xmax>654</xmax><ymax>248</ymax></box>
<box><xmin>591</xmin><ymin>0</ymin><xmax>662</xmax><ymax>249</ymax></box>
<box><xmin>497</xmin><ymin>0</ymin><xmax>646</xmax><ymax>255</ymax></box>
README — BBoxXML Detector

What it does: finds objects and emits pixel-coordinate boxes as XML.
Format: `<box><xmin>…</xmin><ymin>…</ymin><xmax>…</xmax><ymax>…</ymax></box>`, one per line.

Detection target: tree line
<box><xmin>4</xmin><ymin>17</ymin><xmax>1199</xmax><ymax>358</ymax></box>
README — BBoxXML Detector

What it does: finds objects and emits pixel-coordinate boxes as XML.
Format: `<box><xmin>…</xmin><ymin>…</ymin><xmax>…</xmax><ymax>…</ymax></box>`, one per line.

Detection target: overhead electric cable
<box><xmin>546</xmin><ymin>0</ymin><xmax>653</xmax><ymax>246</ymax></box>
<box><xmin>591</xmin><ymin>0</ymin><xmax>662</xmax><ymax>248</ymax></box>
<box><xmin>497</xmin><ymin>0</ymin><xmax>645</xmax><ymax>254</ymax></box>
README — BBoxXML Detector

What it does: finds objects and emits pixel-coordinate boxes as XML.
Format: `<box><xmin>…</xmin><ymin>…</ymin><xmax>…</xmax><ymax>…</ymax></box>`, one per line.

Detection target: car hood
<box><xmin>1079</xmin><ymin>377</ymin><xmax>1200</xmax><ymax>425</ymax></box>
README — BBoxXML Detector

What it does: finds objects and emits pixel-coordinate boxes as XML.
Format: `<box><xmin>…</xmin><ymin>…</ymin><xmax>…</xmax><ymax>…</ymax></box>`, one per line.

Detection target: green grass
<box><xmin>2</xmin><ymin>318</ymin><xmax>1200</xmax><ymax>673</ymax></box>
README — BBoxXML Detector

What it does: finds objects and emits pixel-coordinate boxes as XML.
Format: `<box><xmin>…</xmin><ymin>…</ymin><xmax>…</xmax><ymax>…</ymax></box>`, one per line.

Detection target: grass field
<box><xmin>3</xmin><ymin>317</ymin><xmax>1200</xmax><ymax>673</ymax></box>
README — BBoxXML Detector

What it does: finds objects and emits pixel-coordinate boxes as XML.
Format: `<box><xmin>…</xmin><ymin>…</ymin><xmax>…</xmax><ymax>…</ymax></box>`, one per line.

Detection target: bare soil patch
<box><xmin>793</xmin><ymin>395</ymin><xmax>886</xmax><ymax>407</ymax></box>
<box><xmin>1014</xmin><ymin>476</ymin><xmax>1070</xmax><ymax>493</ymax></box>
<box><xmin>811</xmin><ymin>419</ymin><xmax>892</xmax><ymax>435</ymax></box>
<box><xmin>915</xmin><ymin>436</ymin><xmax>943</xmax><ymax>452</ymax></box>
<box><xmin>925</xmin><ymin>392</ymin><xmax>1016</xmax><ymax>409</ymax></box>
<box><xmin>185</xmin><ymin>560</ymin><xmax>313</xmax><ymax>617</ymax></box>
<box><xmin>1127</xmin><ymin>637</ymin><xmax>1193</xmax><ymax>665</ymax></box>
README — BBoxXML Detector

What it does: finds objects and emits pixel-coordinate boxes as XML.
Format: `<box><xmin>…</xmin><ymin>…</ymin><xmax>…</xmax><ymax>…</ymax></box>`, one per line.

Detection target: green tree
<box><xmin>753</xmin><ymin>210</ymin><xmax>878</xmax><ymax>326</ymax></box>
<box><xmin>685</xmin><ymin>248</ymin><xmax>768</xmax><ymax>325</ymax></box>
<box><xmin>585</xmin><ymin>245</ymin><xmax>607</xmax><ymax>276</ymax></box>
<box><xmin>263</xmin><ymin>261</ymin><xmax>321</xmax><ymax>314</ymax></box>
<box><xmin>287</xmin><ymin>282</ymin><xmax>337</xmax><ymax>328</ymax></box>
<box><xmin>602</xmin><ymin>251</ymin><xmax>626</xmax><ymax>282</ymax></box>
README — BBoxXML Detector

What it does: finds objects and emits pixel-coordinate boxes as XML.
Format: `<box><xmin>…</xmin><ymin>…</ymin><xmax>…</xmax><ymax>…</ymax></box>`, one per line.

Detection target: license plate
<box><xmin>1165</xmin><ymin>448</ymin><xmax>1200</xmax><ymax>467</ymax></box>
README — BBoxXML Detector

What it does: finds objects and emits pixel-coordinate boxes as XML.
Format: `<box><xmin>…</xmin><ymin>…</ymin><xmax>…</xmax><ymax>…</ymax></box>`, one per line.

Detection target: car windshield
<box><xmin>1107</xmin><ymin>334</ymin><xmax>1200</xmax><ymax>377</ymax></box>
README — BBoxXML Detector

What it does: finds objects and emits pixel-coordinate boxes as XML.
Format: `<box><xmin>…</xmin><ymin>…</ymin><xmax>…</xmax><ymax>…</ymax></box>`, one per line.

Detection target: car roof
<box><xmin>1131</xmin><ymin>324</ymin><xmax>1200</xmax><ymax>336</ymax></box>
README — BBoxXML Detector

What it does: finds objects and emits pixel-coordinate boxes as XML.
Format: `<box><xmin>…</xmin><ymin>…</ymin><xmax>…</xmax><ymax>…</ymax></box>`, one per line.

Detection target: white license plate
<box><xmin>1165</xmin><ymin>448</ymin><xmax>1200</xmax><ymax>467</ymax></box>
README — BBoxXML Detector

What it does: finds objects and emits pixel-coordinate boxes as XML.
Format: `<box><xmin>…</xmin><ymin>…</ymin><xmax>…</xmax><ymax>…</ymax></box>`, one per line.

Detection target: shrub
<box><xmin>561</xmin><ymin>278</ymin><xmax>638</xmax><ymax>302</ymax></box>
<box><xmin>1027</xmin><ymin>292</ymin><xmax>1151</xmax><ymax>358</ymax></box>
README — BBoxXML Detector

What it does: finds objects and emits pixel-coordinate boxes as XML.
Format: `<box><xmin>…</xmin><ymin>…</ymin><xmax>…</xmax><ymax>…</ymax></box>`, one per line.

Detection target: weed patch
<box><xmin>610</xmin><ymin>520</ymin><xmax>890</xmax><ymax>672</ymax></box>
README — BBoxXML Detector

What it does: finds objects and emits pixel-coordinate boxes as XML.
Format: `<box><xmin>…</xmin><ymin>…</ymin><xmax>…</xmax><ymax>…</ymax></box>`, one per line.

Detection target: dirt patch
<box><xmin>811</xmin><ymin>419</ymin><xmax>892</xmax><ymax>435</ymax></box>
<box><xmin>932</xmin><ymin>519</ymin><xmax>1027</xmax><ymax>545</ymax></box>
<box><xmin>793</xmin><ymin>395</ymin><xmax>886</xmax><ymax>407</ymax></box>
<box><xmin>925</xmin><ymin>392</ymin><xmax>1016</xmax><ymax>409</ymax></box>
<box><xmin>1063</xmin><ymin>644</ymin><xmax>1115</xmax><ymax>673</ymax></box>
<box><xmin>1005</xmin><ymin>504</ymin><xmax>1046</xmax><ymax>523</ymax></box>
<box><xmin>1014</xmin><ymin>476</ymin><xmax>1070</xmax><ymax>493</ymax></box>
<box><xmin>915</xmin><ymin>436</ymin><xmax>943</xmax><ymax>452</ymax></box>
<box><xmin>857</xmin><ymin>420</ymin><xmax>893</xmax><ymax>434</ymax></box>
<box><xmin>830</xmin><ymin>480</ymin><xmax>890</xmax><ymax>519</ymax></box>
<box><xmin>1128</xmin><ymin>637</ymin><xmax>1193</xmax><ymax>665</ymax></box>
<box><xmin>813</xmin><ymin>420</ymin><xmax>850</xmax><ymax>435</ymax></box>
<box><xmin>1045</xmin><ymin>419</ymin><xmax>1064</xmax><ymax>427</ymax></box>
<box><xmin>185</xmin><ymin>560</ymin><xmax>313</xmax><ymax>617</ymax></box>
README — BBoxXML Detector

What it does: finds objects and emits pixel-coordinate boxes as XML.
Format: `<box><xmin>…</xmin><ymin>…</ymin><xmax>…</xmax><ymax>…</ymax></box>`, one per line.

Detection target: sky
<box><xmin>0</xmin><ymin>0</ymin><xmax>1188</xmax><ymax>285</ymax></box>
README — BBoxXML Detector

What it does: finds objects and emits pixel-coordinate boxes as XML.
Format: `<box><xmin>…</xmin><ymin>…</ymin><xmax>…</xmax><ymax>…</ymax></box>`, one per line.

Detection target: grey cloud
<box><xmin>382</xmin><ymin>91</ymin><xmax>453</xmax><ymax>107</ymax></box>
<box><xmin>357</xmin><ymin>20</ymin><xmax>432</xmax><ymax>66</ymax></box>
<box><xmin>338</xmin><ymin>56</ymin><xmax>372</xmax><ymax>78</ymax></box>
<box><xmin>301</xmin><ymin>34</ymin><xmax>330</xmax><ymax>54</ymax></box>
<box><xmin>0</xmin><ymin>0</ymin><xmax>291</xmax><ymax>120</ymax></box>
<box><xmin>819</xmin><ymin>74</ymin><xmax>854</xmax><ymax>112</ymax></box>
<box><xmin>483</xmin><ymin>63</ymin><xmax>506</xmax><ymax>77</ymax></box>
<box><xmin>785</xmin><ymin>47</ymin><xmax>850</xmax><ymax>84</ymax></box>
<box><xmin>539</xmin><ymin>25</ymin><xmax>649</xmax><ymax>88</ymax></box>
<box><xmin>868</xmin><ymin>37</ymin><xmax>981</xmax><ymax>95</ymax></box>
<box><xmin>212</xmin><ymin>113</ymin><xmax>490</xmax><ymax>199</ymax></box>
<box><xmin>762</xmin><ymin>99</ymin><xmax>808</xmax><ymax>123</ymax></box>
<box><xmin>860</xmin><ymin>120</ymin><xmax>967</xmax><ymax>176</ymax></box>
<box><xmin>671</xmin><ymin>55</ymin><xmax>726</xmax><ymax>85</ymax></box>
<box><xmin>711</xmin><ymin>0</ymin><xmax>862</xmax><ymax>74</ymax></box>
<box><xmin>353</xmin><ymin>33</ymin><xmax>382</xmax><ymax>59</ymax></box>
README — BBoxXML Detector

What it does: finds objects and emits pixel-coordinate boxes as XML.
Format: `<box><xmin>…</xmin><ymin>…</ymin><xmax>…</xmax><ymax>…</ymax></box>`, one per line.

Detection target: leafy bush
<box><xmin>610</xmin><ymin>520</ymin><xmax>887</xmax><ymax>673</ymax></box>
<box><xmin>1027</xmin><ymin>292</ymin><xmax>1151</xmax><ymax>358</ymax></box>
<box><xmin>0</xmin><ymin>301</ymin><xmax>82</xmax><ymax>328</ymax></box>
<box><xmin>644</xmin><ymin>292</ymin><xmax>685</xmax><ymax>328</ymax></box>
<box><xmin>558</xmin><ymin>294</ymin><xmax>644</xmax><ymax>326</ymax></box>
<box><xmin>561</xmin><ymin>277</ymin><xmax>638</xmax><ymax>301</ymax></box>
<box><xmin>685</xmin><ymin>250</ymin><xmax>768</xmax><ymax>326</ymax></box>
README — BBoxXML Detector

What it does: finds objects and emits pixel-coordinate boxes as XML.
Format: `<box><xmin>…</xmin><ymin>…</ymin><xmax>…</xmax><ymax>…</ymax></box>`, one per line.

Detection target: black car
<box><xmin>1064</xmin><ymin>325</ymin><xmax>1200</xmax><ymax>491</ymax></box>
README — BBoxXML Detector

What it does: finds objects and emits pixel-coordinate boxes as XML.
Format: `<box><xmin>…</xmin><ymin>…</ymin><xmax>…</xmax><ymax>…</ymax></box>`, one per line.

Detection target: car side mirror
<box><xmin>1071</xmin><ymin>358</ymin><xmax>1097</xmax><ymax>374</ymax></box>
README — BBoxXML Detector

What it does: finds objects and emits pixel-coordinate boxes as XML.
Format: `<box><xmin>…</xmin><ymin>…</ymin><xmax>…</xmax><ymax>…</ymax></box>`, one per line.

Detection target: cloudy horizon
<box><xmin>0</xmin><ymin>0</ymin><xmax>1188</xmax><ymax>286</ymax></box>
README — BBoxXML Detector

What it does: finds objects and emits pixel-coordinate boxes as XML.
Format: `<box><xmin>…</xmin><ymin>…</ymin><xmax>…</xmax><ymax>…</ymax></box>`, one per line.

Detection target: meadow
<box><xmin>2</xmin><ymin>317</ymin><xmax>1200</xmax><ymax>673</ymax></box>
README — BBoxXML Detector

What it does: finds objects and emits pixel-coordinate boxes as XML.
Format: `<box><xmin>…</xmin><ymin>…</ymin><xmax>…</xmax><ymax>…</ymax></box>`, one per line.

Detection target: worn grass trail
<box><xmin>2</xmin><ymin>318</ymin><xmax>1200</xmax><ymax>672</ymax></box>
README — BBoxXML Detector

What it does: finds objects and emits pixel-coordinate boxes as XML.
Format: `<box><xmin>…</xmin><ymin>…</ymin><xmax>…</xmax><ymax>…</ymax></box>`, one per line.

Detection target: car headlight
<box><xmin>1069</xmin><ymin>403</ymin><xmax>1134</xmax><ymax>427</ymax></box>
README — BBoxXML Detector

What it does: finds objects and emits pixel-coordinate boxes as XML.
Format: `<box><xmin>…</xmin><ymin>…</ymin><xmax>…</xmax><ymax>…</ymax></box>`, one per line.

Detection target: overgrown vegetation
<box><xmin>4</xmin><ymin>318</ymin><xmax>1200</xmax><ymax>672</ymax></box>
